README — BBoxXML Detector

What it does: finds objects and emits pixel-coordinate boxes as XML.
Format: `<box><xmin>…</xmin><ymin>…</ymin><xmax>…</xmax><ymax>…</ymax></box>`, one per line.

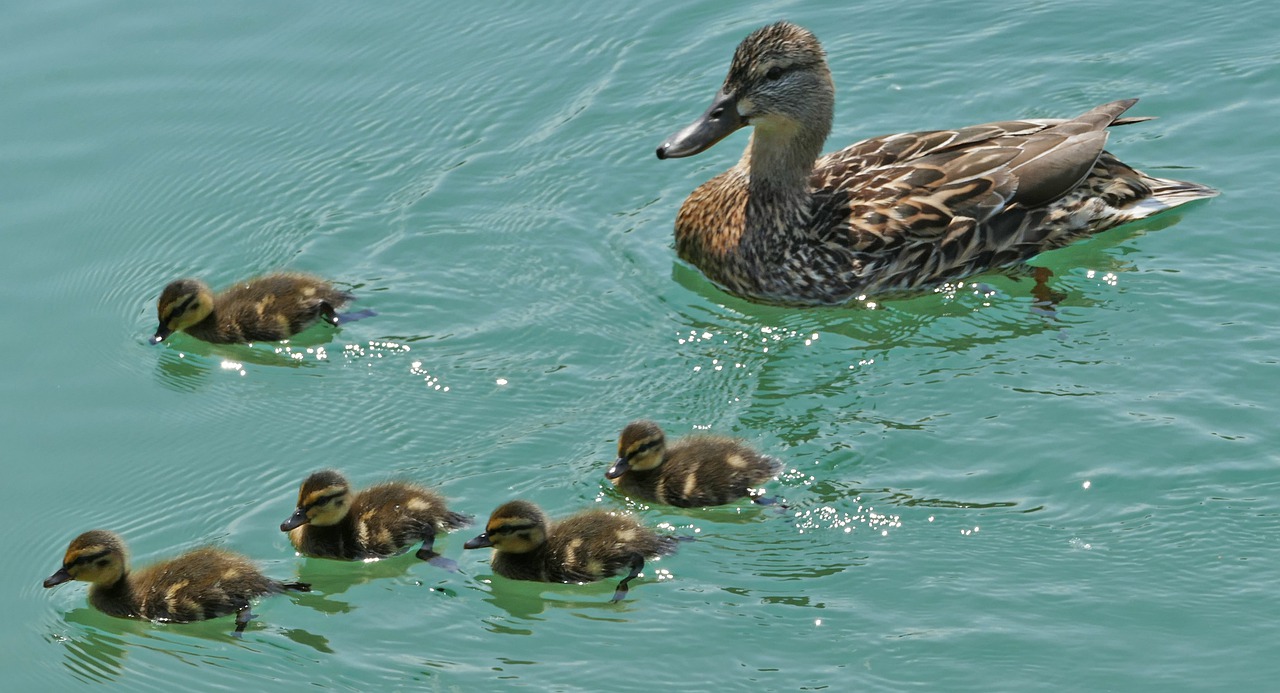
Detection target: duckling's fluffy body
<box><xmin>657</xmin><ymin>22</ymin><xmax>1216</xmax><ymax>306</ymax></box>
<box><xmin>465</xmin><ymin>500</ymin><xmax>676</xmax><ymax>589</ymax></box>
<box><xmin>607</xmin><ymin>420</ymin><xmax>782</xmax><ymax>507</ymax></box>
<box><xmin>43</xmin><ymin>530</ymin><xmax>309</xmax><ymax>629</ymax></box>
<box><xmin>282</xmin><ymin>470</ymin><xmax>471</xmax><ymax>562</ymax></box>
<box><xmin>151</xmin><ymin>272</ymin><xmax>353</xmax><ymax>344</ymax></box>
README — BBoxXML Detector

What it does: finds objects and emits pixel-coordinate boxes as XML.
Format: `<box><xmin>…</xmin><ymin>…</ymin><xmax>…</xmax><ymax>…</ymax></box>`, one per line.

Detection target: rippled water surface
<box><xmin>5</xmin><ymin>0</ymin><xmax>1277</xmax><ymax>689</ymax></box>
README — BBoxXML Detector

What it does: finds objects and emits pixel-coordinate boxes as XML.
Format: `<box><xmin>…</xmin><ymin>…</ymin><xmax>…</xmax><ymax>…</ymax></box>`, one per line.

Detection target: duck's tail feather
<box><xmin>442</xmin><ymin>510</ymin><xmax>474</xmax><ymax>530</ymax></box>
<box><xmin>1124</xmin><ymin>174</ymin><xmax>1218</xmax><ymax>219</ymax></box>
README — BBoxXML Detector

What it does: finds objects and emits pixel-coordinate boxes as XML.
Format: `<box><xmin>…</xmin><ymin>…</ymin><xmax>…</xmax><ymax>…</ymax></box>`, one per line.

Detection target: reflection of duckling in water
<box><xmin>606</xmin><ymin>420</ymin><xmax>783</xmax><ymax>507</ymax></box>
<box><xmin>149</xmin><ymin>273</ymin><xmax>361</xmax><ymax>344</ymax></box>
<box><xmin>463</xmin><ymin>500</ymin><xmax>677</xmax><ymax>601</ymax></box>
<box><xmin>43</xmin><ymin>530</ymin><xmax>309</xmax><ymax>633</ymax></box>
<box><xmin>281</xmin><ymin>470</ymin><xmax>472</xmax><ymax>571</ymax></box>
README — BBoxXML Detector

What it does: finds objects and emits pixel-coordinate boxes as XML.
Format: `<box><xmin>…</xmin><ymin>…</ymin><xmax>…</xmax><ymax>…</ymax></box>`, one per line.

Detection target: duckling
<box><xmin>280</xmin><ymin>469</ymin><xmax>472</xmax><ymax>571</ymax></box>
<box><xmin>150</xmin><ymin>272</ymin><xmax>355</xmax><ymax>344</ymax></box>
<box><xmin>43</xmin><ymin>530</ymin><xmax>309</xmax><ymax>633</ymax></box>
<box><xmin>606</xmin><ymin>420</ymin><xmax>782</xmax><ymax>507</ymax></box>
<box><xmin>463</xmin><ymin>500</ymin><xmax>677</xmax><ymax>601</ymax></box>
<box><xmin>656</xmin><ymin>22</ymin><xmax>1217</xmax><ymax>306</ymax></box>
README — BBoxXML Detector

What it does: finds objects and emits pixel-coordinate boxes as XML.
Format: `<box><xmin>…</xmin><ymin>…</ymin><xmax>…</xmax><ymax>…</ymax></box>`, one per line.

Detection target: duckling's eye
<box><xmin>765</xmin><ymin>66</ymin><xmax>784</xmax><ymax>81</ymax></box>
<box><xmin>95</xmin><ymin>559</ymin><xmax>109</xmax><ymax>567</ymax></box>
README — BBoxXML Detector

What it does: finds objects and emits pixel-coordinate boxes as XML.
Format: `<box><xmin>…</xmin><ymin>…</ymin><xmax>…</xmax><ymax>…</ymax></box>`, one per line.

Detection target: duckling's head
<box><xmin>151</xmin><ymin>279</ymin><xmax>215</xmax><ymax>344</ymax></box>
<box><xmin>44</xmin><ymin>530</ymin><xmax>128</xmax><ymax>589</ymax></box>
<box><xmin>606</xmin><ymin>420</ymin><xmax>668</xmax><ymax>479</ymax></box>
<box><xmin>657</xmin><ymin>21</ymin><xmax>833</xmax><ymax>163</ymax></box>
<box><xmin>463</xmin><ymin>500</ymin><xmax>548</xmax><ymax>554</ymax></box>
<box><xmin>281</xmin><ymin>470</ymin><xmax>353</xmax><ymax>532</ymax></box>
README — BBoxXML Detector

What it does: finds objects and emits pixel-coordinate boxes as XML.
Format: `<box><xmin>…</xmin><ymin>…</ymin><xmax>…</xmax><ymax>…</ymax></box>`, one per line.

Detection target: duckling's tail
<box><xmin>442</xmin><ymin>510</ymin><xmax>474</xmax><ymax>530</ymax></box>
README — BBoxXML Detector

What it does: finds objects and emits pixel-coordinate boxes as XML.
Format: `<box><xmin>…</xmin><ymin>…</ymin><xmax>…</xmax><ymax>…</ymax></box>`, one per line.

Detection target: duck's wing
<box><xmin>813</xmin><ymin>99</ymin><xmax>1141</xmax><ymax>253</ymax></box>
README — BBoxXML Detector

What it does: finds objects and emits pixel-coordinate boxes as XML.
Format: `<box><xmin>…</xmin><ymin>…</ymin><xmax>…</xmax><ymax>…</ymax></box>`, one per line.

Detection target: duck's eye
<box><xmin>765</xmin><ymin>66</ymin><xmax>784</xmax><ymax>81</ymax></box>
<box><xmin>96</xmin><ymin>559</ymin><xmax>109</xmax><ymax>567</ymax></box>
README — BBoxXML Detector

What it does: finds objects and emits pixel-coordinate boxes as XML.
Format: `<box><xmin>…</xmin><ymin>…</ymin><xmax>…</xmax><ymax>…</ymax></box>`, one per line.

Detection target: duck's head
<box><xmin>281</xmin><ymin>470</ymin><xmax>353</xmax><ymax>531</ymax></box>
<box><xmin>657</xmin><ymin>21</ymin><xmax>833</xmax><ymax>162</ymax></box>
<box><xmin>44</xmin><ymin>530</ymin><xmax>128</xmax><ymax>588</ymax></box>
<box><xmin>151</xmin><ymin>279</ymin><xmax>215</xmax><ymax>344</ymax></box>
<box><xmin>463</xmin><ymin>500</ymin><xmax>548</xmax><ymax>554</ymax></box>
<box><xmin>606</xmin><ymin>420</ymin><xmax>667</xmax><ymax>479</ymax></box>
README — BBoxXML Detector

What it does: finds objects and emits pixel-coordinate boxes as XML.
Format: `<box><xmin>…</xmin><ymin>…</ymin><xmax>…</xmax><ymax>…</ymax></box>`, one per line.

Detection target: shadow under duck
<box><xmin>150</xmin><ymin>272</ymin><xmax>356</xmax><ymax>344</ymax></box>
<box><xmin>607</xmin><ymin>420</ymin><xmax>783</xmax><ymax>508</ymax></box>
<box><xmin>463</xmin><ymin>500</ymin><xmax>677</xmax><ymax>601</ymax></box>
<box><xmin>281</xmin><ymin>469</ymin><xmax>472</xmax><ymax>571</ymax></box>
<box><xmin>656</xmin><ymin>22</ymin><xmax>1217</xmax><ymax>306</ymax></box>
<box><xmin>43</xmin><ymin>530</ymin><xmax>309</xmax><ymax>633</ymax></box>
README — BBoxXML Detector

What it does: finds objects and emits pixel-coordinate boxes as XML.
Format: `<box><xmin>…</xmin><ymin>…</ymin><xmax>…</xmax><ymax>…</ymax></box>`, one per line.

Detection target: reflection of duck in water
<box><xmin>607</xmin><ymin>420</ymin><xmax>782</xmax><ymax>507</ymax></box>
<box><xmin>149</xmin><ymin>273</ymin><xmax>359</xmax><ymax>344</ymax></box>
<box><xmin>656</xmin><ymin>22</ymin><xmax>1216</xmax><ymax>306</ymax></box>
<box><xmin>44</xmin><ymin>530</ymin><xmax>309</xmax><ymax>633</ymax></box>
<box><xmin>281</xmin><ymin>470</ymin><xmax>471</xmax><ymax>571</ymax></box>
<box><xmin>464</xmin><ymin>500</ymin><xmax>678</xmax><ymax>601</ymax></box>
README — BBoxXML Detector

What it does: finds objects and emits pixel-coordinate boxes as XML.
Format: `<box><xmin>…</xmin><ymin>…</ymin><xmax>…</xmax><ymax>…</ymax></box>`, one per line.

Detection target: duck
<box><xmin>463</xmin><ymin>500</ymin><xmax>677</xmax><ymax>601</ymax></box>
<box><xmin>606</xmin><ymin>420</ymin><xmax>783</xmax><ymax>507</ymax></box>
<box><xmin>280</xmin><ymin>469</ymin><xmax>472</xmax><ymax>571</ymax></box>
<box><xmin>655</xmin><ymin>21</ymin><xmax>1217</xmax><ymax>306</ymax></box>
<box><xmin>149</xmin><ymin>272</ymin><xmax>355</xmax><ymax>344</ymax></box>
<box><xmin>43</xmin><ymin>530</ymin><xmax>309</xmax><ymax>633</ymax></box>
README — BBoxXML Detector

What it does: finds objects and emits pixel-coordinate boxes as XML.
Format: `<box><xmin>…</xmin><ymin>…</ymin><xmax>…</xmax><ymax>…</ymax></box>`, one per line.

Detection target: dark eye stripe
<box><xmin>628</xmin><ymin>439</ymin><xmax>661</xmax><ymax>458</ymax></box>
<box><xmin>488</xmin><ymin>522</ymin><xmax>536</xmax><ymax>536</ymax></box>
<box><xmin>69</xmin><ymin>549</ymin><xmax>111</xmax><ymax>568</ymax></box>
<box><xmin>170</xmin><ymin>295</ymin><xmax>197</xmax><ymax>317</ymax></box>
<box><xmin>304</xmin><ymin>491</ymin><xmax>346</xmax><ymax>511</ymax></box>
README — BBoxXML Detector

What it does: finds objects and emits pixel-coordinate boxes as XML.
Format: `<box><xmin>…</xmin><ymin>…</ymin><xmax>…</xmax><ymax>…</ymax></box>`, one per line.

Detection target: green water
<box><xmin>4</xmin><ymin>0</ymin><xmax>1276</xmax><ymax>689</ymax></box>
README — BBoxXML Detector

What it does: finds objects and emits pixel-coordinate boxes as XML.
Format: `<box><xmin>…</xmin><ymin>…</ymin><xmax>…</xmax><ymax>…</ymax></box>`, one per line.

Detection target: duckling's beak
<box><xmin>43</xmin><ymin>567</ymin><xmax>73</xmax><ymax>588</ymax></box>
<box><xmin>149</xmin><ymin>325</ymin><xmax>172</xmax><ymax>344</ymax></box>
<box><xmin>463</xmin><ymin>533</ymin><xmax>492</xmax><ymax>549</ymax></box>
<box><xmin>605</xmin><ymin>457</ymin><xmax>630</xmax><ymax>479</ymax></box>
<box><xmin>280</xmin><ymin>508</ymin><xmax>310</xmax><ymax>532</ymax></box>
<box><xmin>656</xmin><ymin>88</ymin><xmax>747</xmax><ymax>159</ymax></box>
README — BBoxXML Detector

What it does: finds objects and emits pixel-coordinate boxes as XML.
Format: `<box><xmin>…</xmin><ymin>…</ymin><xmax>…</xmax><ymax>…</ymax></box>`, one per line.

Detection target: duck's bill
<box><xmin>279</xmin><ymin>508</ymin><xmax>310</xmax><ymax>532</ymax></box>
<box><xmin>604</xmin><ymin>457</ymin><xmax>630</xmax><ymax>479</ymax></box>
<box><xmin>656</xmin><ymin>89</ymin><xmax>746</xmax><ymax>159</ymax></box>
<box><xmin>43</xmin><ymin>568</ymin><xmax>73</xmax><ymax>588</ymax></box>
<box><xmin>463</xmin><ymin>533</ymin><xmax>492</xmax><ymax>550</ymax></box>
<box><xmin>149</xmin><ymin>326</ymin><xmax>172</xmax><ymax>344</ymax></box>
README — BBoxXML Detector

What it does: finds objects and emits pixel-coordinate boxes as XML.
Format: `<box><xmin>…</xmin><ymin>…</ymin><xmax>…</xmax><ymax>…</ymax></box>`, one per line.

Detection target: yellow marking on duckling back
<box><xmin>356</xmin><ymin>520</ymin><xmax>370</xmax><ymax>546</ymax></box>
<box><xmin>406</xmin><ymin>498</ymin><xmax>433</xmax><ymax>512</ymax></box>
<box><xmin>222</xmin><ymin>567</ymin><xmax>242</xmax><ymax>581</ymax></box>
<box><xmin>375</xmin><ymin>527</ymin><xmax>393</xmax><ymax>547</ymax></box>
<box><xmin>564</xmin><ymin>537</ymin><xmax>584</xmax><ymax>565</ymax></box>
<box><xmin>726</xmin><ymin>453</ymin><xmax>749</xmax><ymax>469</ymax></box>
<box><xmin>302</xmin><ymin>286</ymin><xmax>317</xmax><ymax>298</ymax></box>
<box><xmin>614</xmin><ymin>528</ymin><xmax>637</xmax><ymax>543</ymax></box>
<box><xmin>584</xmin><ymin>558</ymin><xmax>605</xmax><ymax>578</ymax></box>
<box><xmin>682</xmin><ymin>471</ymin><xmax>699</xmax><ymax>498</ymax></box>
<box><xmin>163</xmin><ymin>580</ymin><xmax>191</xmax><ymax>611</ymax></box>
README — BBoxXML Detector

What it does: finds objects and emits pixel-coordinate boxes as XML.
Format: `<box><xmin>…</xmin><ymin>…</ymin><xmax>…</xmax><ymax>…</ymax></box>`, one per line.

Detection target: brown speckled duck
<box><xmin>656</xmin><ymin>21</ymin><xmax>1217</xmax><ymax>306</ymax></box>
<box><xmin>463</xmin><ymin>500</ymin><xmax>677</xmax><ymax>601</ymax></box>
<box><xmin>150</xmin><ymin>272</ymin><xmax>354</xmax><ymax>344</ymax></box>
<box><xmin>606</xmin><ymin>420</ymin><xmax>782</xmax><ymax>508</ymax></box>
<box><xmin>43</xmin><ymin>530</ymin><xmax>309</xmax><ymax>633</ymax></box>
<box><xmin>281</xmin><ymin>470</ymin><xmax>472</xmax><ymax>571</ymax></box>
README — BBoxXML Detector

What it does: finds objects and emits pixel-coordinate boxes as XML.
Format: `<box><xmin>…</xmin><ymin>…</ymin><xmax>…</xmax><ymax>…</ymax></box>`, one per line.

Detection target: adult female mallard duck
<box><xmin>280</xmin><ymin>470</ymin><xmax>472</xmax><ymax>570</ymax></box>
<box><xmin>43</xmin><ymin>530</ymin><xmax>310</xmax><ymax>633</ymax></box>
<box><xmin>463</xmin><ymin>500</ymin><xmax>678</xmax><ymax>601</ymax></box>
<box><xmin>656</xmin><ymin>21</ymin><xmax>1217</xmax><ymax>306</ymax></box>
<box><xmin>606</xmin><ymin>420</ymin><xmax>782</xmax><ymax>508</ymax></box>
<box><xmin>149</xmin><ymin>272</ymin><xmax>356</xmax><ymax>344</ymax></box>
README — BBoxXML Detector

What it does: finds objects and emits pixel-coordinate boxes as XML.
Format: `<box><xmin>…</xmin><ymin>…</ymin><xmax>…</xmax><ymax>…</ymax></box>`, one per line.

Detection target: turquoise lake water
<box><xmin>4</xmin><ymin>0</ymin><xmax>1277</xmax><ymax>689</ymax></box>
